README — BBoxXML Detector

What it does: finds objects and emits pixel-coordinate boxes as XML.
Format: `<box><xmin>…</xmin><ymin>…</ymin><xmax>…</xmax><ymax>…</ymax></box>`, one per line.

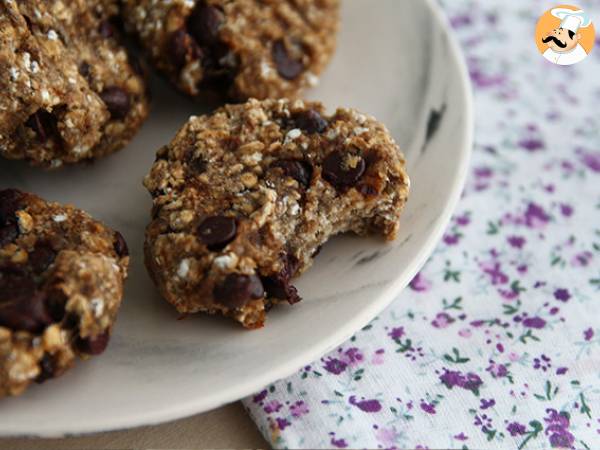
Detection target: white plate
<box><xmin>0</xmin><ymin>0</ymin><xmax>472</xmax><ymax>437</ymax></box>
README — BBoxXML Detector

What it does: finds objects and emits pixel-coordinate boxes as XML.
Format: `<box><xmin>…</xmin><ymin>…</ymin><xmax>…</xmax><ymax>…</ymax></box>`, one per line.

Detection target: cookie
<box><xmin>0</xmin><ymin>189</ymin><xmax>129</xmax><ymax>398</ymax></box>
<box><xmin>122</xmin><ymin>0</ymin><xmax>339</xmax><ymax>101</ymax></box>
<box><xmin>0</xmin><ymin>0</ymin><xmax>149</xmax><ymax>168</ymax></box>
<box><xmin>143</xmin><ymin>99</ymin><xmax>410</xmax><ymax>328</ymax></box>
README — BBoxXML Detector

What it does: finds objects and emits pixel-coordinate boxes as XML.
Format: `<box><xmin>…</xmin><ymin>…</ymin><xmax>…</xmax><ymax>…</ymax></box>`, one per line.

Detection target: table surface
<box><xmin>0</xmin><ymin>402</ymin><xmax>267</xmax><ymax>449</ymax></box>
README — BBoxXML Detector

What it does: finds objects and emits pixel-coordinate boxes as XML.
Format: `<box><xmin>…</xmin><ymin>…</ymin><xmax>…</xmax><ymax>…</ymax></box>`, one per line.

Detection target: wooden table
<box><xmin>0</xmin><ymin>402</ymin><xmax>268</xmax><ymax>449</ymax></box>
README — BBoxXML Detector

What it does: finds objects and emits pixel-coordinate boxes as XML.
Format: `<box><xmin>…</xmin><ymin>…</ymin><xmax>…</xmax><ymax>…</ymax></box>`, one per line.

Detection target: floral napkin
<box><xmin>243</xmin><ymin>0</ymin><xmax>600</xmax><ymax>448</ymax></box>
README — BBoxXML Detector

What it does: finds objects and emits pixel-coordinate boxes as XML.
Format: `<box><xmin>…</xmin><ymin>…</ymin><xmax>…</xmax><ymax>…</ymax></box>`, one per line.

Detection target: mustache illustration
<box><xmin>542</xmin><ymin>35</ymin><xmax>567</xmax><ymax>48</ymax></box>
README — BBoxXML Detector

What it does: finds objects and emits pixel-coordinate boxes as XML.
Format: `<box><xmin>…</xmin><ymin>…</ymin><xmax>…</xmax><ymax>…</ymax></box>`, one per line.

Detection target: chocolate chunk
<box><xmin>98</xmin><ymin>20</ymin><xmax>115</xmax><ymax>38</ymax></box>
<box><xmin>25</xmin><ymin>109</ymin><xmax>59</xmax><ymax>143</ymax></box>
<box><xmin>0</xmin><ymin>222</ymin><xmax>19</xmax><ymax>247</ymax></box>
<box><xmin>169</xmin><ymin>29</ymin><xmax>202</xmax><ymax>68</ymax></box>
<box><xmin>187</xmin><ymin>2</ymin><xmax>224</xmax><ymax>46</ymax></box>
<box><xmin>292</xmin><ymin>110</ymin><xmax>328</xmax><ymax>134</ymax></box>
<box><xmin>358</xmin><ymin>183</ymin><xmax>378</xmax><ymax>197</ymax></box>
<box><xmin>272</xmin><ymin>39</ymin><xmax>304</xmax><ymax>80</ymax></box>
<box><xmin>29</xmin><ymin>242</ymin><xmax>57</xmax><ymax>273</ymax></box>
<box><xmin>0</xmin><ymin>275</ymin><xmax>52</xmax><ymax>333</ymax></box>
<box><xmin>113</xmin><ymin>231</ymin><xmax>129</xmax><ymax>258</ymax></box>
<box><xmin>214</xmin><ymin>273</ymin><xmax>264</xmax><ymax>309</ymax></box>
<box><xmin>322</xmin><ymin>150</ymin><xmax>366</xmax><ymax>189</ymax></box>
<box><xmin>78</xmin><ymin>61</ymin><xmax>91</xmax><ymax>77</ymax></box>
<box><xmin>272</xmin><ymin>160</ymin><xmax>313</xmax><ymax>188</ymax></box>
<box><xmin>0</xmin><ymin>189</ymin><xmax>23</xmax><ymax>224</ymax></box>
<box><xmin>76</xmin><ymin>331</ymin><xmax>110</xmax><ymax>355</ymax></box>
<box><xmin>46</xmin><ymin>288</ymin><xmax>68</xmax><ymax>322</ymax></box>
<box><xmin>100</xmin><ymin>86</ymin><xmax>130</xmax><ymax>120</ymax></box>
<box><xmin>35</xmin><ymin>353</ymin><xmax>56</xmax><ymax>383</ymax></box>
<box><xmin>197</xmin><ymin>216</ymin><xmax>237</xmax><ymax>250</ymax></box>
<box><xmin>262</xmin><ymin>254</ymin><xmax>301</xmax><ymax>304</ymax></box>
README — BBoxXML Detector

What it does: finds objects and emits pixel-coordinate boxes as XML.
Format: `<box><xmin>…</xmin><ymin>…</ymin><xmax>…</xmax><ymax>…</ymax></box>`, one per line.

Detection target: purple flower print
<box><xmin>348</xmin><ymin>396</ymin><xmax>382</xmax><ymax>413</ymax></box>
<box><xmin>420</xmin><ymin>400</ymin><xmax>436</xmax><ymax>414</ymax></box>
<box><xmin>559</xmin><ymin>204</ymin><xmax>573</xmax><ymax>217</ymax></box>
<box><xmin>544</xmin><ymin>409</ymin><xmax>575</xmax><ymax>449</ymax></box>
<box><xmin>388</xmin><ymin>327</ymin><xmax>405</xmax><ymax>340</ymax></box>
<box><xmin>480</xmin><ymin>398</ymin><xmax>495</xmax><ymax>409</ymax></box>
<box><xmin>524</xmin><ymin>203</ymin><xmax>550</xmax><ymax>228</ymax></box>
<box><xmin>486</xmin><ymin>360</ymin><xmax>508</xmax><ymax>378</ymax></box>
<box><xmin>439</xmin><ymin>369</ymin><xmax>483</xmax><ymax>395</ymax></box>
<box><xmin>533</xmin><ymin>354</ymin><xmax>551</xmax><ymax>372</ymax></box>
<box><xmin>253</xmin><ymin>390</ymin><xmax>268</xmax><ymax>403</ymax></box>
<box><xmin>481</xmin><ymin>261</ymin><xmax>509</xmax><ymax>285</ymax></box>
<box><xmin>371</xmin><ymin>349</ymin><xmax>385</xmax><ymax>365</ymax></box>
<box><xmin>579</xmin><ymin>150</ymin><xmax>600</xmax><ymax>172</ymax></box>
<box><xmin>518</xmin><ymin>138</ymin><xmax>545</xmax><ymax>152</ymax></box>
<box><xmin>556</xmin><ymin>367</ymin><xmax>568</xmax><ymax>375</ymax></box>
<box><xmin>455</xmin><ymin>213</ymin><xmax>471</xmax><ymax>226</ymax></box>
<box><xmin>571</xmin><ymin>251</ymin><xmax>593</xmax><ymax>267</ymax></box>
<box><xmin>431</xmin><ymin>312</ymin><xmax>455</xmax><ymax>329</ymax></box>
<box><xmin>584</xmin><ymin>327</ymin><xmax>594</xmax><ymax>341</ymax></box>
<box><xmin>340</xmin><ymin>347</ymin><xmax>364</xmax><ymax>367</ymax></box>
<box><xmin>375</xmin><ymin>427</ymin><xmax>401</xmax><ymax>448</ymax></box>
<box><xmin>469</xmin><ymin>67</ymin><xmax>507</xmax><ymax>89</ymax></box>
<box><xmin>474</xmin><ymin>166</ymin><xmax>493</xmax><ymax>178</ymax></box>
<box><xmin>275</xmin><ymin>417</ymin><xmax>291</xmax><ymax>431</ymax></box>
<box><xmin>450</xmin><ymin>13</ymin><xmax>472</xmax><ymax>28</ymax></box>
<box><xmin>329</xmin><ymin>433</ymin><xmax>348</xmax><ymax>449</ymax></box>
<box><xmin>507</xmin><ymin>235</ymin><xmax>526</xmax><ymax>249</ymax></box>
<box><xmin>553</xmin><ymin>288</ymin><xmax>571</xmax><ymax>302</ymax></box>
<box><xmin>454</xmin><ymin>432</ymin><xmax>468</xmax><ymax>441</ymax></box>
<box><xmin>323</xmin><ymin>357</ymin><xmax>347</xmax><ymax>375</ymax></box>
<box><xmin>290</xmin><ymin>401</ymin><xmax>309</xmax><ymax>418</ymax></box>
<box><xmin>264</xmin><ymin>400</ymin><xmax>283</xmax><ymax>413</ymax></box>
<box><xmin>474</xmin><ymin>413</ymin><xmax>493</xmax><ymax>432</ymax></box>
<box><xmin>522</xmin><ymin>317</ymin><xmax>546</xmax><ymax>329</ymax></box>
<box><xmin>409</xmin><ymin>272</ymin><xmax>431</xmax><ymax>292</ymax></box>
<box><xmin>506</xmin><ymin>421</ymin><xmax>527</xmax><ymax>436</ymax></box>
<box><xmin>443</xmin><ymin>234</ymin><xmax>461</xmax><ymax>245</ymax></box>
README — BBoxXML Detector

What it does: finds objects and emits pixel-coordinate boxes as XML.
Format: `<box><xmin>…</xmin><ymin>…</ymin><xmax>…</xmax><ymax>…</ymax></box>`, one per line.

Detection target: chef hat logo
<box><xmin>535</xmin><ymin>4</ymin><xmax>595</xmax><ymax>66</ymax></box>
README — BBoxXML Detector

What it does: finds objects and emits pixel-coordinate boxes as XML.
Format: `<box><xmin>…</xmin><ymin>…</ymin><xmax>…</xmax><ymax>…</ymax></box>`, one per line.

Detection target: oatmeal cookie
<box><xmin>0</xmin><ymin>189</ymin><xmax>129</xmax><ymax>398</ymax></box>
<box><xmin>143</xmin><ymin>99</ymin><xmax>410</xmax><ymax>328</ymax></box>
<box><xmin>122</xmin><ymin>0</ymin><xmax>339</xmax><ymax>101</ymax></box>
<box><xmin>0</xmin><ymin>0</ymin><xmax>149</xmax><ymax>168</ymax></box>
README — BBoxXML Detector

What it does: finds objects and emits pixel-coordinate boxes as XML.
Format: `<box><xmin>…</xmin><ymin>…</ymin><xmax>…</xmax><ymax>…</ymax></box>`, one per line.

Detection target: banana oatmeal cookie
<box><xmin>0</xmin><ymin>189</ymin><xmax>129</xmax><ymax>398</ymax></box>
<box><xmin>0</xmin><ymin>0</ymin><xmax>149</xmax><ymax>168</ymax></box>
<box><xmin>143</xmin><ymin>99</ymin><xmax>410</xmax><ymax>328</ymax></box>
<box><xmin>122</xmin><ymin>0</ymin><xmax>339</xmax><ymax>101</ymax></box>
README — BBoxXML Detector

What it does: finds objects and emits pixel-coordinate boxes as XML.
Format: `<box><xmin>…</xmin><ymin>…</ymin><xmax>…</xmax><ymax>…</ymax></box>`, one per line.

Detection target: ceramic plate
<box><xmin>0</xmin><ymin>0</ymin><xmax>472</xmax><ymax>437</ymax></box>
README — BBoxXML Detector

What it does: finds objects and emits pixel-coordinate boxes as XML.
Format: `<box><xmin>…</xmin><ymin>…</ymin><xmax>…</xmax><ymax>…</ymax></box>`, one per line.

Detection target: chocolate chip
<box><xmin>46</xmin><ymin>288</ymin><xmax>68</xmax><ymax>322</ymax></box>
<box><xmin>0</xmin><ymin>274</ymin><xmax>52</xmax><ymax>333</ymax></box>
<box><xmin>262</xmin><ymin>254</ymin><xmax>301</xmax><ymax>304</ymax></box>
<box><xmin>0</xmin><ymin>222</ymin><xmax>19</xmax><ymax>247</ymax></box>
<box><xmin>98</xmin><ymin>20</ymin><xmax>114</xmax><ymax>38</ymax></box>
<box><xmin>272</xmin><ymin>39</ymin><xmax>304</xmax><ymax>80</ymax></box>
<box><xmin>197</xmin><ymin>216</ymin><xmax>237</xmax><ymax>250</ymax></box>
<box><xmin>100</xmin><ymin>86</ymin><xmax>130</xmax><ymax>120</ymax></box>
<box><xmin>272</xmin><ymin>160</ymin><xmax>313</xmax><ymax>189</ymax></box>
<box><xmin>187</xmin><ymin>2</ymin><xmax>224</xmax><ymax>46</ymax></box>
<box><xmin>113</xmin><ymin>231</ymin><xmax>129</xmax><ymax>258</ymax></box>
<box><xmin>214</xmin><ymin>273</ymin><xmax>264</xmax><ymax>309</ymax></box>
<box><xmin>76</xmin><ymin>331</ymin><xmax>110</xmax><ymax>355</ymax></box>
<box><xmin>35</xmin><ymin>353</ymin><xmax>56</xmax><ymax>383</ymax></box>
<box><xmin>322</xmin><ymin>150</ymin><xmax>366</xmax><ymax>189</ymax></box>
<box><xmin>29</xmin><ymin>242</ymin><xmax>57</xmax><ymax>273</ymax></box>
<box><xmin>187</xmin><ymin>156</ymin><xmax>207</xmax><ymax>174</ymax></box>
<box><xmin>169</xmin><ymin>28</ymin><xmax>203</xmax><ymax>68</ymax></box>
<box><xmin>358</xmin><ymin>183</ymin><xmax>378</xmax><ymax>197</ymax></box>
<box><xmin>25</xmin><ymin>109</ymin><xmax>59</xmax><ymax>144</ymax></box>
<box><xmin>0</xmin><ymin>189</ymin><xmax>23</xmax><ymax>223</ymax></box>
<box><xmin>292</xmin><ymin>110</ymin><xmax>328</xmax><ymax>134</ymax></box>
